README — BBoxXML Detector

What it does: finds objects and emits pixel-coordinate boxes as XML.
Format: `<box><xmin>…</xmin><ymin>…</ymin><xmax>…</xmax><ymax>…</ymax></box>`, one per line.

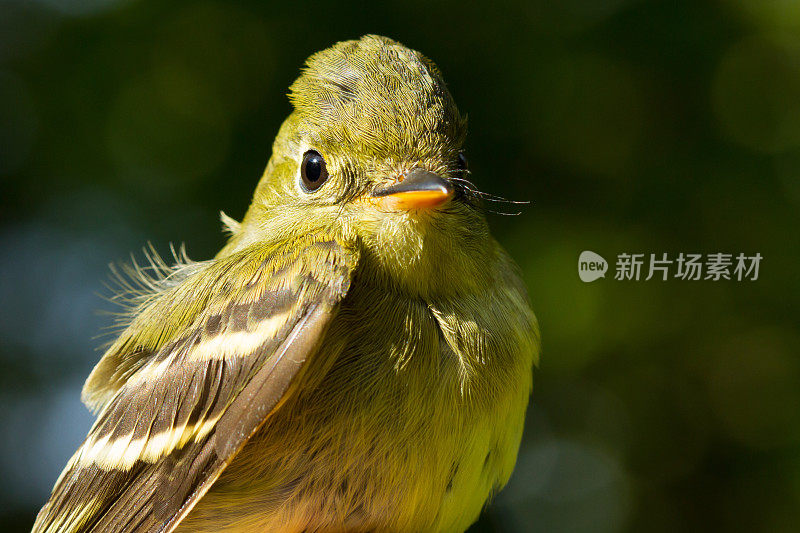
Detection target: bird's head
<box><xmin>225</xmin><ymin>35</ymin><xmax>493</xmax><ymax>297</ymax></box>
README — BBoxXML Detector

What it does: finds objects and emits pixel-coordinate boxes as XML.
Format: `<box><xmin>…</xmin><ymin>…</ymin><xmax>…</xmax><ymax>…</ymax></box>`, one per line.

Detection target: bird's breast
<box><xmin>179</xmin><ymin>283</ymin><xmax>533</xmax><ymax>533</ymax></box>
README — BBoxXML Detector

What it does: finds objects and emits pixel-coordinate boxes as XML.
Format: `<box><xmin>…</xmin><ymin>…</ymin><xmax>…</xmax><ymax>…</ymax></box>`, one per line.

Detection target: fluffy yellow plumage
<box><xmin>34</xmin><ymin>35</ymin><xmax>539</xmax><ymax>533</ymax></box>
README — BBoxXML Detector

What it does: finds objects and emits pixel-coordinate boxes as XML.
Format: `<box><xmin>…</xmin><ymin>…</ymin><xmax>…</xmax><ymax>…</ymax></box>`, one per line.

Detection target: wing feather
<box><xmin>33</xmin><ymin>236</ymin><xmax>357</xmax><ymax>532</ymax></box>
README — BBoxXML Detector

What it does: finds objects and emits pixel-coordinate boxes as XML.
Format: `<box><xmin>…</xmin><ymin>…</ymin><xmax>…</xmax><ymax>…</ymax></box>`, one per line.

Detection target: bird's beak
<box><xmin>371</xmin><ymin>169</ymin><xmax>454</xmax><ymax>210</ymax></box>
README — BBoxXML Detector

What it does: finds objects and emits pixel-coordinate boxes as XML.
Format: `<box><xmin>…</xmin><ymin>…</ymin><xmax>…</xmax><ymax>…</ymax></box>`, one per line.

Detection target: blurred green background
<box><xmin>1</xmin><ymin>0</ymin><xmax>799</xmax><ymax>531</ymax></box>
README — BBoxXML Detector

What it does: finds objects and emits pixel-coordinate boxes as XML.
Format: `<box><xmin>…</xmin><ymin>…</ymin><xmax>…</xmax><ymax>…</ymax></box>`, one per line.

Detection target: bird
<box><xmin>33</xmin><ymin>34</ymin><xmax>539</xmax><ymax>533</ymax></box>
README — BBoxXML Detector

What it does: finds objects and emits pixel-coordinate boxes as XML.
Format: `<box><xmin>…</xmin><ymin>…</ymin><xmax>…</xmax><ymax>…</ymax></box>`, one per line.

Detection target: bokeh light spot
<box><xmin>707</xmin><ymin>328</ymin><xmax>800</xmax><ymax>448</ymax></box>
<box><xmin>712</xmin><ymin>35</ymin><xmax>800</xmax><ymax>153</ymax></box>
<box><xmin>499</xmin><ymin>439</ymin><xmax>630</xmax><ymax>533</ymax></box>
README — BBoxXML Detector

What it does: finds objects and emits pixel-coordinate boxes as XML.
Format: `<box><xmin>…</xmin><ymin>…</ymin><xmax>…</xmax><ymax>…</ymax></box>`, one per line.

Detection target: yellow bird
<box><xmin>33</xmin><ymin>35</ymin><xmax>539</xmax><ymax>532</ymax></box>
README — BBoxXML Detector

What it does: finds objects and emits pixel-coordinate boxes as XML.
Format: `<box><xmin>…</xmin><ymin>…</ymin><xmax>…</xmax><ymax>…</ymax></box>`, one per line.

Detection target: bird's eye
<box><xmin>300</xmin><ymin>150</ymin><xmax>329</xmax><ymax>192</ymax></box>
<box><xmin>456</xmin><ymin>152</ymin><xmax>468</xmax><ymax>174</ymax></box>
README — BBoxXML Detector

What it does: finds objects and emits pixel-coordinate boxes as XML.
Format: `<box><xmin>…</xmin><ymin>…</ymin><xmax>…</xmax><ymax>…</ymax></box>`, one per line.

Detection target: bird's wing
<box><xmin>32</xmin><ymin>236</ymin><xmax>358</xmax><ymax>533</ymax></box>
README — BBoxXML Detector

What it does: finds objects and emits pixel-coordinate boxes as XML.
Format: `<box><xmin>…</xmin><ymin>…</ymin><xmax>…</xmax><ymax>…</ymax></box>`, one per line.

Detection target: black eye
<box><xmin>301</xmin><ymin>150</ymin><xmax>329</xmax><ymax>192</ymax></box>
<box><xmin>456</xmin><ymin>152</ymin><xmax>468</xmax><ymax>174</ymax></box>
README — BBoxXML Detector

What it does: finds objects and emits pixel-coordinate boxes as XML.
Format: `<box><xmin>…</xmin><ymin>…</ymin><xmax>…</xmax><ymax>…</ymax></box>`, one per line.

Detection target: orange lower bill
<box><xmin>372</xmin><ymin>189</ymin><xmax>453</xmax><ymax>210</ymax></box>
